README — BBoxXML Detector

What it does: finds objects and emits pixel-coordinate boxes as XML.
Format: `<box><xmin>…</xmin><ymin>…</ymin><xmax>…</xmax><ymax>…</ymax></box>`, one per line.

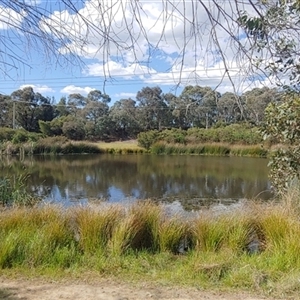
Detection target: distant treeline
<box><xmin>0</xmin><ymin>85</ymin><xmax>282</xmax><ymax>141</ymax></box>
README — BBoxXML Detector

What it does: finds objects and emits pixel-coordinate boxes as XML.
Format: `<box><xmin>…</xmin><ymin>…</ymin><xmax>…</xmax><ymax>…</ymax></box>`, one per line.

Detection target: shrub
<box><xmin>0</xmin><ymin>127</ymin><xmax>15</xmax><ymax>142</ymax></box>
<box><xmin>137</xmin><ymin>130</ymin><xmax>160</xmax><ymax>150</ymax></box>
<box><xmin>62</xmin><ymin>121</ymin><xmax>85</xmax><ymax>140</ymax></box>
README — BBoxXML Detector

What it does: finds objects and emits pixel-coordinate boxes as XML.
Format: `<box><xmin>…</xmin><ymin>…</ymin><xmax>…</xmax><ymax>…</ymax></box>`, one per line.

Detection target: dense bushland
<box><xmin>137</xmin><ymin>125</ymin><xmax>267</xmax><ymax>156</ymax></box>
<box><xmin>0</xmin><ymin>86</ymin><xmax>281</xmax><ymax>142</ymax></box>
<box><xmin>0</xmin><ymin>125</ymin><xmax>268</xmax><ymax>157</ymax></box>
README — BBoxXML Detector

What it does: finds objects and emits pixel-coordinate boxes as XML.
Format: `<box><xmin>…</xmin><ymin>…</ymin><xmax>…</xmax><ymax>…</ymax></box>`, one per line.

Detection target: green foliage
<box><xmin>12</xmin><ymin>130</ymin><xmax>30</xmax><ymax>144</ymax></box>
<box><xmin>38</xmin><ymin>120</ymin><xmax>53</xmax><ymax>136</ymax></box>
<box><xmin>262</xmin><ymin>95</ymin><xmax>300</xmax><ymax>193</ymax></box>
<box><xmin>159</xmin><ymin>128</ymin><xmax>187</xmax><ymax>144</ymax></box>
<box><xmin>6</xmin><ymin>129</ymin><xmax>42</xmax><ymax>144</ymax></box>
<box><xmin>62</xmin><ymin>120</ymin><xmax>86</xmax><ymax>140</ymax></box>
<box><xmin>137</xmin><ymin>130</ymin><xmax>160</xmax><ymax>150</ymax></box>
<box><xmin>187</xmin><ymin>124</ymin><xmax>262</xmax><ymax>145</ymax></box>
<box><xmin>0</xmin><ymin>128</ymin><xmax>15</xmax><ymax>142</ymax></box>
<box><xmin>138</xmin><ymin>125</ymin><xmax>262</xmax><ymax>153</ymax></box>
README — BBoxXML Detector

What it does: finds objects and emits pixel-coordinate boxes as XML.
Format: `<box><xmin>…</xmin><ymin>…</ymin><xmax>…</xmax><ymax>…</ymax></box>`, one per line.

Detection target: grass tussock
<box><xmin>1</xmin><ymin>192</ymin><xmax>300</xmax><ymax>297</ymax></box>
<box><xmin>150</xmin><ymin>142</ymin><xmax>267</xmax><ymax>157</ymax></box>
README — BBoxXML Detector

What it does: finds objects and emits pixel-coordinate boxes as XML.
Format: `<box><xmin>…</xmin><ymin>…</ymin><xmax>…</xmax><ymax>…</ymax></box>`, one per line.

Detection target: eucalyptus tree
<box><xmin>217</xmin><ymin>92</ymin><xmax>243</xmax><ymax>125</ymax></box>
<box><xmin>164</xmin><ymin>93</ymin><xmax>190</xmax><ymax>129</ymax></box>
<box><xmin>55</xmin><ymin>97</ymin><xmax>69</xmax><ymax>117</ymax></box>
<box><xmin>180</xmin><ymin>86</ymin><xmax>220</xmax><ymax>129</ymax></box>
<box><xmin>0</xmin><ymin>94</ymin><xmax>13</xmax><ymax>127</ymax></box>
<box><xmin>81</xmin><ymin>90</ymin><xmax>111</xmax><ymax>140</ymax></box>
<box><xmin>11</xmin><ymin>87</ymin><xmax>55</xmax><ymax>132</ymax></box>
<box><xmin>136</xmin><ymin>86</ymin><xmax>171</xmax><ymax>131</ymax></box>
<box><xmin>67</xmin><ymin>93</ymin><xmax>87</xmax><ymax>117</ymax></box>
<box><xmin>239</xmin><ymin>1</ymin><xmax>300</xmax><ymax>192</ymax></box>
<box><xmin>109</xmin><ymin>98</ymin><xmax>141</xmax><ymax>139</ymax></box>
<box><xmin>242</xmin><ymin>87</ymin><xmax>280</xmax><ymax>125</ymax></box>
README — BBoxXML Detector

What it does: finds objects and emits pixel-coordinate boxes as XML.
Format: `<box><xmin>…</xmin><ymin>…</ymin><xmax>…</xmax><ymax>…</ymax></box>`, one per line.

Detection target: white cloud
<box><xmin>25</xmin><ymin>0</ymin><xmax>42</xmax><ymax>5</ymax></box>
<box><xmin>84</xmin><ymin>61</ymin><xmax>157</xmax><ymax>78</ymax></box>
<box><xmin>19</xmin><ymin>84</ymin><xmax>55</xmax><ymax>94</ymax></box>
<box><xmin>60</xmin><ymin>85</ymin><xmax>95</xmax><ymax>95</ymax></box>
<box><xmin>115</xmin><ymin>92</ymin><xmax>136</xmax><ymax>99</ymax></box>
<box><xmin>0</xmin><ymin>6</ymin><xmax>24</xmax><ymax>30</ymax></box>
<box><xmin>39</xmin><ymin>0</ymin><xmax>275</xmax><ymax>92</ymax></box>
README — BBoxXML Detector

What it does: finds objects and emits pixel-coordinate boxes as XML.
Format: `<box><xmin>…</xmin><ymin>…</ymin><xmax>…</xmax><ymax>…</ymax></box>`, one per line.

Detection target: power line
<box><xmin>0</xmin><ymin>67</ymin><xmax>246</xmax><ymax>84</ymax></box>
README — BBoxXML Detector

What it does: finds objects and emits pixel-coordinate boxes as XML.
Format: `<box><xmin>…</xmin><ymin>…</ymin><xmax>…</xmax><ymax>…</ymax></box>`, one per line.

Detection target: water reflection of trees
<box><xmin>0</xmin><ymin>154</ymin><xmax>272</xmax><ymax>208</ymax></box>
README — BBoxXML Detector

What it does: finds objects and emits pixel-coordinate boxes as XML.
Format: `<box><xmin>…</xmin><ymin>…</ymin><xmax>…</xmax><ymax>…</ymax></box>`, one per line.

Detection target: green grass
<box><xmin>150</xmin><ymin>142</ymin><xmax>268</xmax><ymax>157</ymax></box>
<box><xmin>2</xmin><ymin>192</ymin><xmax>300</xmax><ymax>298</ymax></box>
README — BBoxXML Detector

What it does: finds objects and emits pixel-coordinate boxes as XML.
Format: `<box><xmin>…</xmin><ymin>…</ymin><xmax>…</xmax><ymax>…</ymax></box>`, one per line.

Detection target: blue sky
<box><xmin>0</xmin><ymin>0</ymin><xmax>273</xmax><ymax>105</ymax></box>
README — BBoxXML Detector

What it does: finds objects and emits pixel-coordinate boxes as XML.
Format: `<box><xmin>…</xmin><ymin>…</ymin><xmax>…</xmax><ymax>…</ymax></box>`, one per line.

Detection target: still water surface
<box><xmin>0</xmin><ymin>154</ymin><xmax>273</xmax><ymax>210</ymax></box>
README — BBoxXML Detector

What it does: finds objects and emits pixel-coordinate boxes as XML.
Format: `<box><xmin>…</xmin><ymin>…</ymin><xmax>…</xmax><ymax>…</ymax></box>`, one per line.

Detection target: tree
<box><xmin>62</xmin><ymin>119</ymin><xmax>85</xmax><ymax>140</ymax></box>
<box><xmin>262</xmin><ymin>94</ymin><xmax>300</xmax><ymax>193</ymax></box>
<box><xmin>67</xmin><ymin>93</ymin><xmax>87</xmax><ymax>117</ymax></box>
<box><xmin>242</xmin><ymin>87</ymin><xmax>280</xmax><ymax>125</ymax></box>
<box><xmin>87</xmin><ymin>90</ymin><xmax>111</xmax><ymax>104</ymax></box>
<box><xmin>238</xmin><ymin>1</ymin><xmax>300</xmax><ymax>89</ymax></box>
<box><xmin>239</xmin><ymin>1</ymin><xmax>300</xmax><ymax>193</ymax></box>
<box><xmin>136</xmin><ymin>87</ymin><xmax>170</xmax><ymax>131</ymax></box>
<box><xmin>217</xmin><ymin>92</ymin><xmax>243</xmax><ymax>125</ymax></box>
<box><xmin>81</xmin><ymin>90</ymin><xmax>111</xmax><ymax>140</ymax></box>
<box><xmin>180</xmin><ymin>86</ymin><xmax>220</xmax><ymax>129</ymax></box>
<box><xmin>11</xmin><ymin>87</ymin><xmax>55</xmax><ymax>132</ymax></box>
<box><xmin>109</xmin><ymin>98</ymin><xmax>141</xmax><ymax>139</ymax></box>
<box><xmin>0</xmin><ymin>94</ymin><xmax>13</xmax><ymax>128</ymax></box>
<box><xmin>165</xmin><ymin>93</ymin><xmax>191</xmax><ymax>129</ymax></box>
<box><xmin>56</xmin><ymin>97</ymin><xmax>69</xmax><ymax>117</ymax></box>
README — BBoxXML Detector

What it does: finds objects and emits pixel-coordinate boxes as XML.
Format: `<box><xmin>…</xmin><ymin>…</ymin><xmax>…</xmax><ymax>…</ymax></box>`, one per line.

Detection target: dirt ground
<box><xmin>0</xmin><ymin>277</ymin><xmax>278</xmax><ymax>300</ymax></box>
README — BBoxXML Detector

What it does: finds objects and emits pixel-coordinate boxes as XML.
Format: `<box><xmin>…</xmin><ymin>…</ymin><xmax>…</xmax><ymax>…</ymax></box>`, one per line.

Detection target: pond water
<box><xmin>0</xmin><ymin>154</ymin><xmax>273</xmax><ymax>210</ymax></box>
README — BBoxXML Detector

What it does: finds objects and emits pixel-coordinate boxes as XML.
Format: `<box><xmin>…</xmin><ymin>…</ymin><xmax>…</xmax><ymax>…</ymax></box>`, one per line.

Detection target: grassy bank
<box><xmin>150</xmin><ymin>142</ymin><xmax>268</xmax><ymax>157</ymax></box>
<box><xmin>0</xmin><ymin>139</ymin><xmax>268</xmax><ymax>157</ymax></box>
<box><xmin>97</xmin><ymin>140</ymin><xmax>146</xmax><ymax>154</ymax></box>
<box><xmin>1</xmin><ymin>191</ymin><xmax>300</xmax><ymax>298</ymax></box>
<box><xmin>0</xmin><ymin>137</ymin><xmax>102</xmax><ymax>156</ymax></box>
<box><xmin>0</xmin><ymin>125</ymin><xmax>270</xmax><ymax>157</ymax></box>
<box><xmin>97</xmin><ymin>140</ymin><xmax>268</xmax><ymax>157</ymax></box>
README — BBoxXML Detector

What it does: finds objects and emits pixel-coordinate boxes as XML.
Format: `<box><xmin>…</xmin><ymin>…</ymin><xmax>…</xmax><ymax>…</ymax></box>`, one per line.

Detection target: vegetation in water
<box><xmin>0</xmin><ymin>189</ymin><xmax>300</xmax><ymax>298</ymax></box>
<box><xmin>0</xmin><ymin>175</ymin><xmax>39</xmax><ymax>207</ymax></box>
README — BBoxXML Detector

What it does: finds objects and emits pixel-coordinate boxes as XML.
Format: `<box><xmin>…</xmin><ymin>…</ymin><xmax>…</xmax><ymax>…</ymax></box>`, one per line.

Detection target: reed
<box><xmin>149</xmin><ymin>142</ymin><xmax>267</xmax><ymax>157</ymax></box>
<box><xmin>0</xmin><ymin>175</ymin><xmax>38</xmax><ymax>207</ymax></box>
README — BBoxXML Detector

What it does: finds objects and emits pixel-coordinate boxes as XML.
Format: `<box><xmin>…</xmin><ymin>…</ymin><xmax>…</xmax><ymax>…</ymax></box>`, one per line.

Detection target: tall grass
<box><xmin>0</xmin><ymin>137</ymin><xmax>103</xmax><ymax>156</ymax></box>
<box><xmin>0</xmin><ymin>174</ymin><xmax>39</xmax><ymax>207</ymax></box>
<box><xmin>1</xmin><ymin>193</ymin><xmax>300</xmax><ymax>297</ymax></box>
<box><xmin>74</xmin><ymin>205</ymin><xmax>123</xmax><ymax>254</ymax></box>
<box><xmin>150</xmin><ymin>141</ymin><xmax>267</xmax><ymax>157</ymax></box>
